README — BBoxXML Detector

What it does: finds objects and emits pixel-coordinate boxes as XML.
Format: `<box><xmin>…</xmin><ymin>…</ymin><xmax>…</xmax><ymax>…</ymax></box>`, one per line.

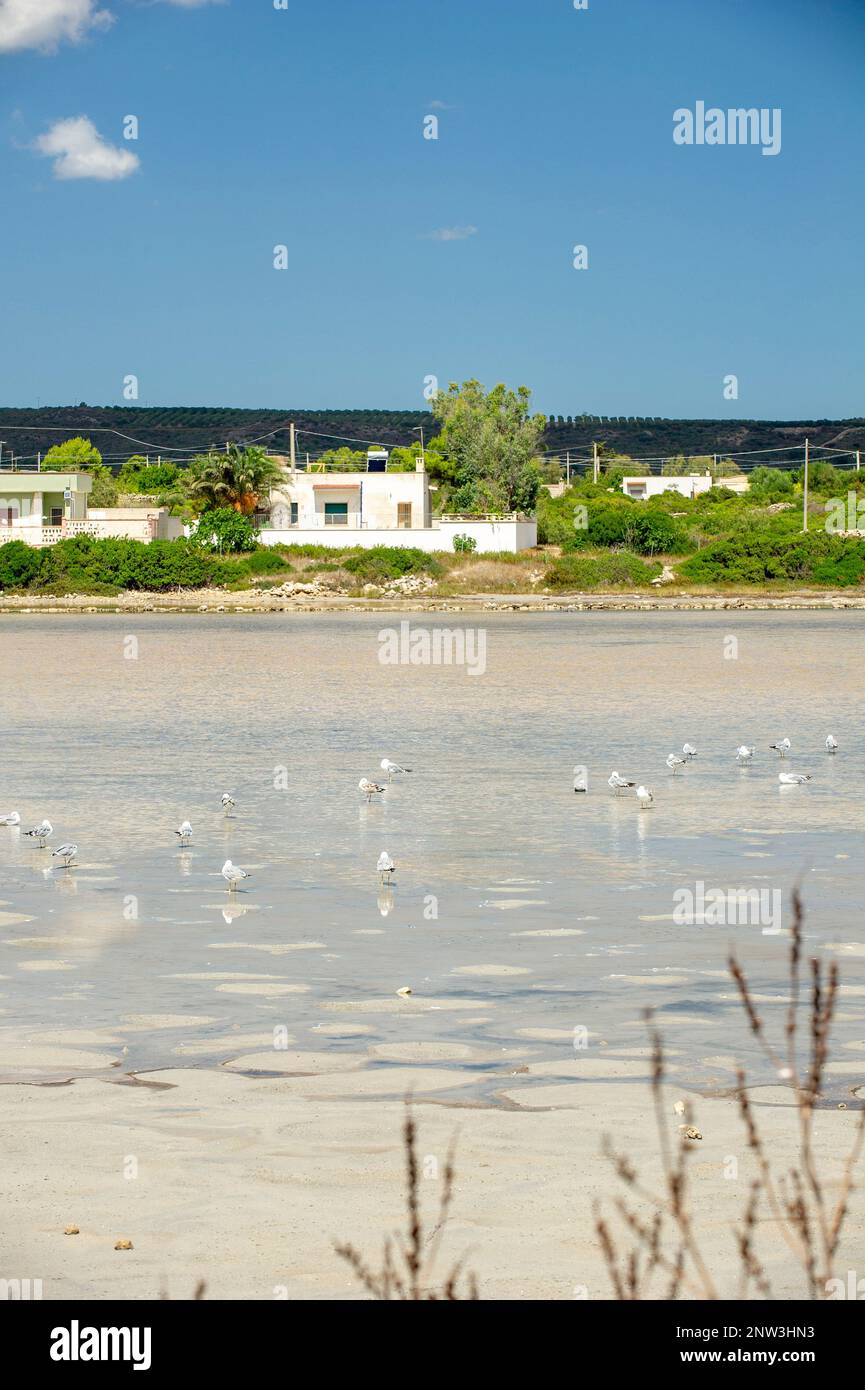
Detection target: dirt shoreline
<box><xmin>2</xmin><ymin>1065</ymin><xmax>862</xmax><ymax>1300</ymax></box>
<box><xmin>2</xmin><ymin>589</ymin><xmax>865</xmax><ymax>615</ymax></box>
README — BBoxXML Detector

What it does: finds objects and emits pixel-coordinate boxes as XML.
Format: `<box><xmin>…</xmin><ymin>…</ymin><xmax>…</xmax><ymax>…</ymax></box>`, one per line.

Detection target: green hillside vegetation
<box><xmin>3</xmin><ymin>405</ymin><xmax>865</xmax><ymax>465</ymax></box>
<box><xmin>536</xmin><ymin>461</ymin><xmax>865</xmax><ymax>589</ymax></box>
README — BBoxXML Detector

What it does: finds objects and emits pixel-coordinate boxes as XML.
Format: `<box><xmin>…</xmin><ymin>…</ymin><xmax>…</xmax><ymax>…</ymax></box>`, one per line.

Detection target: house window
<box><xmin>50</xmin><ymin>507</ymin><xmax>63</xmax><ymax>526</ymax></box>
<box><xmin>290</xmin><ymin>502</ymin><xmax>298</xmax><ymax>526</ymax></box>
<box><xmin>324</xmin><ymin>502</ymin><xmax>349</xmax><ymax>526</ymax></box>
<box><xmin>397</xmin><ymin>502</ymin><xmax>412</xmax><ymax>528</ymax></box>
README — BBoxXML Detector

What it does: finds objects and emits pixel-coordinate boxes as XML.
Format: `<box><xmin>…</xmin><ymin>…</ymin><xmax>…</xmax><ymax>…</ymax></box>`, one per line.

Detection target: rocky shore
<box><xmin>1</xmin><ymin>586</ymin><xmax>865</xmax><ymax>615</ymax></box>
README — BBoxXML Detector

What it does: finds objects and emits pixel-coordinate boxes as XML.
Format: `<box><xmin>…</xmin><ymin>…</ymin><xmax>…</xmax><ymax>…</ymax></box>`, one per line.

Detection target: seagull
<box><xmin>636</xmin><ymin>785</ymin><xmax>654</xmax><ymax>808</ymax></box>
<box><xmin>666</xmin><ymin>753</ymin><xmax>686</xmax><ymax>774</ymax></box>
<box><xmin>377</xmin><ymin>851</ymin><xmax>394</xmax><ymax>882</ymax></box>
<box><xmin>359</xmin><ymin>778</ymin><xmax>385</xmax><ymax>803</ymax></box>
<box><xmin>24</xmin><ymin>819</ymin><xmax>52</xmax><ymax>847</ymax></box>
<box><xmin>608</xmin><ymin>771</ymin><xmax>636</xmax><ymax>794</ymax></box>
<box><xmin>0</xmin><ymin>811</ymin><xmax>20</xmax><ymax>827</ymax></box>
<box><xmin>380</xmin><ymin>759</ymin><xmax>412</xmax><ymax>781</ymax></box>
<box><xmin>52</xmin><ymin>843</ymin><xmax>78</xmax><ymax>868</ymax></box>
<box><xmin>779</xmin><ymin>772</ymin><xmax>811</xmax><ymax>786</ymax></box>
<box><xmin>826</xmin><ymin>735</ymin><xmax>838</xmax><ymax>754</ymax></box>
<box><xmin>174</xmin><ymin>821</ymin><xmax>193</xmax><ymax>846</ymax></box>
<box><xmin>736</xmin><ymin>746</ymin><xmax>755</xmax><ymax>763</ymax></box>
<box><xmin>682</xmin><ymin>743</ymin><xmax>698</xmax><ymax>759</ymax></box>
<box><xmin>221</xmin><ymin>793</ymin><xmax>235</xmax><ymax>816</ymax></box>
<box><xmin>770</xmin><ymin>738</ymin><xmax>791</xmax><ymax>757</ymax></box>
<box><xmin>222</xmin><ymin>859</ymin><xmax>250</xmax><ymax>892</ymax></box>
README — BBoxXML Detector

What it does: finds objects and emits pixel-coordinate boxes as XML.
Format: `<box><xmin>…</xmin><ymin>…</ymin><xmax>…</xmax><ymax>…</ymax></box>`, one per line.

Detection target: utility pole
<box><xmin>289</xmin><ymin>422</ymin><xmax>296</xmax><ymax>471</ymax></box>
<box><xmin>593</xmin><ymin>441</ymin><xmax>599</xmax><ymax>484</ymax></box>
<box><xmin>803</xmin><ymin>438</ymin><xmax>809</xmax><ymax>532</ymax></box>
<box><xmin>566</xmin><ymin>451</ymin><xmax>570</xmax><ymax>485</ymax></box>
<box><xmin>857</xmin><ymin>449</ymin><xmax>861</xmax><ymax>474</ymax></box>
<box><xmin>0</xmin><ymin>441</ymin><xmax>5</xmax><ymax>470</ymax></box>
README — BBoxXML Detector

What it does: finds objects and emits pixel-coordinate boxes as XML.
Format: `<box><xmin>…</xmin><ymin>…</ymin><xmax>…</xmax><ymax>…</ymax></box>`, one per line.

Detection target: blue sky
<box><xmin>1</xmin><ymin>0</ymin><xmax>863</xmax><ymax>417</ymax></box>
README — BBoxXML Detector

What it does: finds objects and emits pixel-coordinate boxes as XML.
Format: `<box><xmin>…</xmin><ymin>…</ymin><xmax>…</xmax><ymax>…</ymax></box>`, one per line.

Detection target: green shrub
<box><xmin>452</xmin><ymin>534</ymin><xmax>477</xmax><ymax>553</ymax></box>
<box><xmin>342</xmin><ymin>546</ymin><xmax>442</xmax><ymax>584</ymax></box>
<box><xmin>0</xmin><ymin>540</ymin><xmax>45</xmax><ymax>589</ymax></box>
<box><xmin>544</xmin><ymin>550</ymin><xmax>661</xmax><ymax>590</ymax></box>
<box><xmin>193</xmin><ymin>508</ymin><xmax>258</xmax><ymax>553</ymax></box>
<box><xmin>679</xmin><ymin>525</ymin><xmax>865</xmax><ymax>587</ymax></box>
<box><xmin>36</xmin><ymin>534</ymin><xmax>217</xmax><ymax>592</ymax></box>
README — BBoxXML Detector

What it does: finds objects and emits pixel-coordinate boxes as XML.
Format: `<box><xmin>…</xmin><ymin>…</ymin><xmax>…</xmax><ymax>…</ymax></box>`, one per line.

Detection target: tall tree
<box><xmin>431</xmin><ymin>380</ymin><xmax>545</xmax><ymax>514</ymax></box>
<box><xmin>41</xmin><ymin>437</ymin><xmax>103</xmax><ymax>471</ymax></box>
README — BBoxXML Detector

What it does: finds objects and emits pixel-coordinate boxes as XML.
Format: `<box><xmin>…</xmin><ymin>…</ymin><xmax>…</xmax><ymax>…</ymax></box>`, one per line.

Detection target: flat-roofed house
<box><xmin>0</xmin><ymin>469</ymin><xmax>182</xmax><ymax>547</ymax></box>
<box><xmin>262</xmin><ymin>458</ymin><xmax>537</xmax><ymax>554</ymax></box>
<box><xmin>0</xmin><ymin>471</ymin><xmax>92</xmax><ymax>546</ymax></box>
<box><xmin>621</xmin><ymin>474</ymin><xmax>714</xmax><ymax>501</ymax></box>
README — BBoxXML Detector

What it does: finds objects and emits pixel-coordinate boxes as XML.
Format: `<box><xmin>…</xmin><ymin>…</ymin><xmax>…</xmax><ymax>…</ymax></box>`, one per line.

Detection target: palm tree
<box><xmin>185</xmin><ymin>445</ymin><xmax>283</xmax><ymax>515</ymax></box>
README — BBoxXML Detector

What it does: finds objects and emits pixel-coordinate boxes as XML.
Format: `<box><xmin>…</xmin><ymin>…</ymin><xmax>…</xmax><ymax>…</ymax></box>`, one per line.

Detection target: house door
<box><xmin>397</xmin><ymin>502</ymin><xmax>412</xmax><ymax>528</ymax></box>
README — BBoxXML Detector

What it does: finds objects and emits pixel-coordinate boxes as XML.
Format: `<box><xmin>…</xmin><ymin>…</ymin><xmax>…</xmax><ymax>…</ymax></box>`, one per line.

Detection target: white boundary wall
<box><xmin>258</xmin><ymin>519</ymin><xmax>536</xmax><ymax>554</ymax></box>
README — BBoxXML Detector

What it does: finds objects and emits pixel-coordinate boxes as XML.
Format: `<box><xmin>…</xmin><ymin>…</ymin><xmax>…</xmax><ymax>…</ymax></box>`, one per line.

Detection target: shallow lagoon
<box><xmin>0</xmin><ymin>611</ymin><xmax>863</xmax><ymax>1100</ymax></box>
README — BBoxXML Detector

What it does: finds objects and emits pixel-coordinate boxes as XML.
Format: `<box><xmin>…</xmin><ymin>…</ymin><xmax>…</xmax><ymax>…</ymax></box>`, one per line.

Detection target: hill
<box><xmin>0</xmin><ymin>406</ymin><xmax>863</xmax><ymax>470</ymax></box>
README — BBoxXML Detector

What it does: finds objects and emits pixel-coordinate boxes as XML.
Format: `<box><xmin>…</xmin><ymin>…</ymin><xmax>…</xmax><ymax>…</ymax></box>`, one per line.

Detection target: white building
<box><xmin>621</xmin><ymin>474</ymin><xmax>715</xmax><ymax>501</ymax></box>
<box><xmin>0</xmin><ymin>469</ymin><xmax>183</xmax><ymax>547</ymax></box>
<box><xmin>260</xmin><ymin>459</ymin><xmax>537</xmax><ymax>554</ymax></box>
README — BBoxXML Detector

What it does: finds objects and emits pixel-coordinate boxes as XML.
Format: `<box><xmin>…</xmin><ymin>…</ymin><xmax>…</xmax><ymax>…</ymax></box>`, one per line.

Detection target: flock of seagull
<box><xmin>601</xmin><ymin>734</ymin><xmax>839</xmax><ymax>809</ymax></box>
<box><xmin>0</xmin><ymin>763</ymin><xmax>411</xmax><ymax>894</ymax></box>
<box><xmin>1</xmin><ymin>741</ymin><xmax>839</xmax><ymax>890</ymax></box>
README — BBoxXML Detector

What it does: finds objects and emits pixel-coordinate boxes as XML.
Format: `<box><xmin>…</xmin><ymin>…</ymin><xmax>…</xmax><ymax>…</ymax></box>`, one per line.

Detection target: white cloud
<box><xmin>35</xmin><ymin>116</ymin><xmax>140</xmax><ymax>181</ymax></box>
<box><xmin>422</xmin><ymin>226</ymin><xmax>478</xmax><ymax>242</ymax></box>
<box><xmin>0</xmin><ymin>0</ymin><xmax>113</xmax><ymax>53</ymax></box>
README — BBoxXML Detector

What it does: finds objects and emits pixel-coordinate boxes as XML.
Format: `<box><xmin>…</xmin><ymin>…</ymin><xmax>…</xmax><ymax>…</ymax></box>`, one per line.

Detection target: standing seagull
<box><xmin>221</xmin><ymin>793</ymin><xmax>236</xmax><ymax>816</ymax></box>
<box><xmin>52</xmin><ymin>843</ymin><xmax>78</xmax><ymax>868</ymax></box>
<box><xmin>826</xmin><ymin>734</ymin><xmax>838</xmax><ymax>754</ymax></box>
<box><xmin>24</xmin><ymin>819</ymin><xmax>53</xmax><ymax>847</ymax></box>
<box><xmin>736</xmin><ymin>745</ymin><xmax>755</xmax><ymax>763</ymax></box>
<box><xmin>377</xmin><ymin>851</ymin><xmax>394</xmax><ymax>883</ymax></box>
<box><xmin>682</xmin><ymin>743</ymin><xmax>698</xmax><ymax>760</ymax></box>
<box><xmin>779</xmin><ymin>772</ymin><xmax>811</xmax><ymax>786</ymax></box>
<box><xmin>222</xmin><ymin>859</ymin><xmax>250</xmax><ymax>892</ymax></box>
<box><xmin>636</xmin><ymin>785</ymin><xmax>654</xmax><ymax>808</ymax></box>
<box><xmin>608</xmin><ymin>771</ymin><xmax>636</xmax><ymax>795</ymax></box>
<box><xmin>380</xmin><ymin>759</ymin><xmax>412</xmax><ymax>782</ymax></box>
<box><xmin>666</xmin><ymin>753</ymin><xmax>686</xmax><ymax>774</ymax></box>
<box><xmin>0</xmin><ymin>811</ymin><xmax>20</xmax><ymax>827</ymax></box>
<box><xmin>175</xmin><ymin>820</ymin><xmax>193</xmax><ymax>846</ymax></box>
<box><xmin>770</xmin><ymin>738</ymin><xmax>791</xmax><ymax>758</ymax></box>
<box><xmin>359</xmin><ymin>778</ymin><xmax>386</xmax><ymax>803</ymax></box>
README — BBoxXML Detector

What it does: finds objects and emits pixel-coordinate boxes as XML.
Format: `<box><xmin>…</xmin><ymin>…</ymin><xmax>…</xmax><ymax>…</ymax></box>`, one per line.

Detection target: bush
<box><xmin>36</xmin><ymin>534</ymin><xmax>217</xmax><ymax>592</ymax></box>
<box><xmin>544</xmin><ymin>550</ymin><xmax>661</xmax><ymax>590</ymax></box>
<box><xmin>341</xmin><ymin>546</ymin><xmax>442</xmax><ymax>584</ymax></box>
<box><xmin>749</xmin><ymin>467</ymin><xmax>795</xmax><ymax>502</ymax></box>
<box><xmin>679</xmin><ymin>525</ymin><xmax>865</xmax><ymax>587</ymax></box>
<box><xmin>568</xmin><ymin>503</ymin><xmax>692</xmax><ymax>556</ymax></box>
<box><xmin>452</xmin><ymin>534</ymin><xmax>477</xmax><ymax>554</ymax></box>
<box><xmin>0</xmin><ymin>540</ymin><xmax>45</xmax><ymax>589</ymax></box>
<box><xmin>193</xmin><ymin>508</ymin><xmax>258</xmax><ymax>553</ymax></box>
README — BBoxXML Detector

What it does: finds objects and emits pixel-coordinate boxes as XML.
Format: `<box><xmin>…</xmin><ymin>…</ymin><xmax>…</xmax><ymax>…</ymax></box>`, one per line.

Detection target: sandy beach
<box><xmin>3</xmin><ymin>1058</ymin><xmax>863</xmax><ymax>1301</ymax></box>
